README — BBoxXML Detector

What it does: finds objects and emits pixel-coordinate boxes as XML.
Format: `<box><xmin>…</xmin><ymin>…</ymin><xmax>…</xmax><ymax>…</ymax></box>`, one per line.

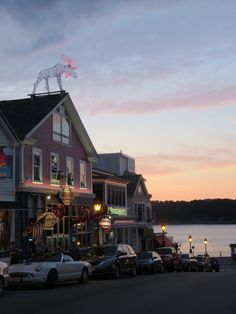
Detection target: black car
<box><xmin>137</xmin><ymin>251</ymin><xmax>163</xmax><ymax>274</ymax></box>
<box><xmin>155</xmin><ymin>247</ymin><xmax>176</xmax><ymax>272</ymax></box>
<box><xmin>80</xmin><ymin>244</ymin><xmax>137</xmax><ymax>278</ymax></box>
<box><xmin>208</xmin><ymin>257</ymin><xmax>220</xmax><ymax>272</ymax></box>
<box><xmin>180</xmin><ymin>253</ymin><xmax>190</xmax><ymax>272</ymax></box>
<box><xmin>195</xmin><ymin>255</ymin><xmax>210</xmax><ymax>272</ymax></box>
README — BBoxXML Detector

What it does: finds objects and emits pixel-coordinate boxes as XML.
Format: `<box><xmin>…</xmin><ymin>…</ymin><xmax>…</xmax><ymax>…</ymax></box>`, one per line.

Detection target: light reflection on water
<box><xmin>153</xmin><ymin>224</ymin><xmax>236</xmax><ymax>257</ymax></box>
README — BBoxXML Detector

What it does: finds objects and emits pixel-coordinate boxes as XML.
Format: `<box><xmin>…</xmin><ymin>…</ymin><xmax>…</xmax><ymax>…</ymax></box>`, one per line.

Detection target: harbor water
<box><xmin>153</xmin><ymin>224</ymin><xmax>236</xmax><ymax>257</ymax></box>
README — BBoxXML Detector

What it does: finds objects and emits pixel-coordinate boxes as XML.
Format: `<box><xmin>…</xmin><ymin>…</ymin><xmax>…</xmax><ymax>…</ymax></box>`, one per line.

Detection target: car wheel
<box><xmin>131</xmin><ymin>264</ymin><xmax>137</xmax><ymax>277</ymax></box>
<box><xmin>46</xmin><ymin>269</ymin><xmax>58</xmax><ymax>288</ymax></box>
<box><xmin>79</xmin><ymin>268</ymin><xmax>88</xmax><ymax>284</ymax></box>
<box><xmin>113</xmin><ymin>265</ymin><xmax>120</xmax><ymax>279</ymax></box>
<box><xmin>0</xmin><ymin>277</ymin><xmax>4</xmax><ymax>296</ymax></box>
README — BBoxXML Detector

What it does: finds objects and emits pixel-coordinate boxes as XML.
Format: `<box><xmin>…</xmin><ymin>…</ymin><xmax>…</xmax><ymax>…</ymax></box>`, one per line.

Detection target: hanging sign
<box><xmin>37</xmin><ymin>211</ymin><xmax>58</xmax><ymax>230</ymax></box>
<box><xmin>59</xmin><ymin>185</ymin><xmax>74</xmax><ymax>206</ymax></box>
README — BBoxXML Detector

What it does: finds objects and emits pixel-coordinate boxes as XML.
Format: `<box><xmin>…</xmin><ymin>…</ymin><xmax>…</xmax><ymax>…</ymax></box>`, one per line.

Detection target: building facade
<box><xmin>94</xmin><ymin>152</ymin><xmax>153</xmax><ymax>252</ymax></box>
<box><xmin>0</xmin><ymin>92</ymin><xmax>98</xmax><ymax>253</ymax></box>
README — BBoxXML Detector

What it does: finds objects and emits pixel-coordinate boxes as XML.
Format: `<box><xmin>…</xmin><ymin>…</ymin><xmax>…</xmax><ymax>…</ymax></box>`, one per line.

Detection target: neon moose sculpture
<box><xmin>33</xmin><ymin>55</ymin><xmax>78</xmax><ymax>94</ymax></box>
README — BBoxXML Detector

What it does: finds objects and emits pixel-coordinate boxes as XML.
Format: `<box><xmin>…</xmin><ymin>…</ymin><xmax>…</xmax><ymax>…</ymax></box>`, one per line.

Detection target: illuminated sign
<box><xmin>0</xmin><ymin>149</ymin><xmax>12</xmax><ymax>179</ymax></box>
<box><xmin>37</xmin><ymin>211</ymin><xmax>58</xmax><ymax>230</ymax></box>
<box><xmin>108</xmin><ymin>207</ymin><xmax>127</xmax><ymax>216</ymax></box>
<box><xmin>59</xmin><ymin>185</ymin><xmax>74</xmax><ymax>206</ymax></box>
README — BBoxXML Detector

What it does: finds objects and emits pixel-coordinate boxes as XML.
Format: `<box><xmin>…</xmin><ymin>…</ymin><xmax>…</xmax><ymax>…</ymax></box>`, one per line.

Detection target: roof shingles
<box><xmin>0</xmin><ymin>93</ymin><xmax>66</xmax><ymax>140</ymax></box>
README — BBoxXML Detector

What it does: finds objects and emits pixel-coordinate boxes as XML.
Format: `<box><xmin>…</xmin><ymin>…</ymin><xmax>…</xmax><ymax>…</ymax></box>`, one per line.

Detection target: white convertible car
<box><xmin>8</xmin><ymin>252</ymin><xmax>92</xmax><ymax>288</ymax></box>
<box><xmin>0</xmin><ymin>261</ymin><xmax>9</xmax><ymax>295</ymax></box>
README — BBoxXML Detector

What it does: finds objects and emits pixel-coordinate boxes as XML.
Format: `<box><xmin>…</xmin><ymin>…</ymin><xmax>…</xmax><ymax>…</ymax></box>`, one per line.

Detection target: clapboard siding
<box><xmin>0</xmin><ymin>127</ymin><xmax>15</xmax><ymax>201</ymax></box>
<box><xmin>23</xmin><ymin>114</ymin><xmax>92</xmax><ymax>193</ymax></box>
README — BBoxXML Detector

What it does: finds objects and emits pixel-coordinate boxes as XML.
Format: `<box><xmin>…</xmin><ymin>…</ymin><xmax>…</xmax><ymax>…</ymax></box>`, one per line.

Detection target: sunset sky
<box><xmin>0</xmin><ymin>0</ymin><xmax>236</xmax><ymax>201</ymax></box>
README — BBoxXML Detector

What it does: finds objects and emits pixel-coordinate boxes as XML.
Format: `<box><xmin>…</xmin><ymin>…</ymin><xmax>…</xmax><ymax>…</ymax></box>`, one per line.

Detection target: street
<box><xmin>1</xmin><ymin>269</ymin><xmax>236</xmax><ymax>314</ymax></box>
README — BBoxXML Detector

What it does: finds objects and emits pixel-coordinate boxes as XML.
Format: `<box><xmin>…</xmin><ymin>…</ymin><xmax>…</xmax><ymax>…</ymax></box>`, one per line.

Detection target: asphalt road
<box><xmin>1</xmin><ymin>270</ymin><xmax>236</xmax><ymax>314</ymax></box>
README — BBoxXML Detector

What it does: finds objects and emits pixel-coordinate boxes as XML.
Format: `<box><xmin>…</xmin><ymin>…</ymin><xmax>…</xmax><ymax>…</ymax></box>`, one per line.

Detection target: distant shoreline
<box><xmin>152</xmin><ymin>221</ymin><xmax>236</xmax><ymax>225</ymax></box>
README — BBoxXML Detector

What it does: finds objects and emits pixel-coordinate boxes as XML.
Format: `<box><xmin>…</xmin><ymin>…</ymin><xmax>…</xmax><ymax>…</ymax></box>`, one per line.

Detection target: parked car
<box><xmin>172</xmin><ymin>253</ymin><xmax>182</xmax><ymax>272</ymax></box>
<box><xmin>137</xmin><ymin>251</ymin><xmax>163</xmax><ymax>274</ymax></box>
<box><xmin>0</xmin><ymin>261</ymin><xmax>9</xmax><ymax>296</ymax></box>
<box><xmin>208</xmin><ymin>257</ymin><xmax>220</xmax><ymax>272</ymax></box>
<box><xmin>155</xmin><ymin>247</ymin><xmax>176</xmax><ymax>272</ymax></box>
<box><xmin>180</xmin><ymin>253</ymin><xmax>190</xmax><ymax>271</ymax></box>
<box><xmin>196</xmin><ymin>255</ymin><xmax>210</xmax><ymax>272</ymax></box>
<box><xmin>188</xmin><ymin>257</ymin><xmax>198</xmax><ymax>272</ymax></box>
<box><xmin>80</xmin><ymin>244</ymin><xmax>137</xmax><ymax>278</ymax></box>
<box><xmin>0</xmin><ymin>251</ymin><xmax>10</xmax><ymax>265</ymax></box>
<box><xmin>8</xmin><ymin>252</ymin><xmax>92</xmax><ymax>288</ymax></box>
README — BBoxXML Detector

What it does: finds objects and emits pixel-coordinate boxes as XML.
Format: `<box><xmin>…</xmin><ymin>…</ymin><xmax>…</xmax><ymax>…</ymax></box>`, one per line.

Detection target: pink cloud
<box><xmin>78</xmin><ymin>84</ymin><xmax>236</xmax><ymax>116</ymax></box>
<box><xmin>135</xmin><ymin>148</ymin><xmax>236</xmax><ymax>176</ymax></box>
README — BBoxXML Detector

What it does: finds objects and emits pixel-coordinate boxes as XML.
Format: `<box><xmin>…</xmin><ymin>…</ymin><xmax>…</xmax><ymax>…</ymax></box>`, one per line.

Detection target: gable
<box><xmin>27</xmin><ymin>93</ymin><xmax>98</xmax><ymax>162</ymax></box>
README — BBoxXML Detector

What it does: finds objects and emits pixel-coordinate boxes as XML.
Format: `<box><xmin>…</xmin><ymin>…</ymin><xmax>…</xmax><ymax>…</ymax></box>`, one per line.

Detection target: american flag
<box><xmin>32</xmin><ymin>223</ymin><xmax>44</xmax><ymax>241</ymax></box>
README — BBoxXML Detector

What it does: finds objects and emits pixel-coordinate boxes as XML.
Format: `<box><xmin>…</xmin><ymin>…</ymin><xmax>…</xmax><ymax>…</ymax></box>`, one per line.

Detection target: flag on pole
<box><xmin>32</xmin><ymin>223</ymin><xmax>44</xmax><ymax>241</ymax></box>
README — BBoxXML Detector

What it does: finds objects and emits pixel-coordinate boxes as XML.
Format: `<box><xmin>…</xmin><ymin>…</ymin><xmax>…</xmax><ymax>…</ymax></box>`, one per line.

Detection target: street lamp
<box><xmin>161</xmin><ymin>224</ymin><xmax>166</xmax><ymax>247</ymax></box>
<box><xmin>188</xmin><ymin>235</ymin><xmax>192</xmax><ymax>254</ymax></box>
<box><xmin>93</xmin><ymin>200</ymin><xmax>102</xmax><ymax>245</ymax></box>
<box><xmin>204</xmin><ymin>238</ymin><xmax>208</xmax><ymax>256</ymax></box>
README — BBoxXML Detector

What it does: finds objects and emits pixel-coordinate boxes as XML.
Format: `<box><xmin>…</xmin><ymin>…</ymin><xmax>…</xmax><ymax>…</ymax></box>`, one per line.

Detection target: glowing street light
<box><xmin>161</xmin><ymin>224</ymin><xmax>166</xmax><ymax>247</ymax></box>
<box><xmin>93</xmin><ymin>200</ymin><xmax>102</xmax><ymax>245</ymax></box>
<box><xmin>188</xmin><ymin>235</ymin><xmax>192</xmax><ymax>254</ymax></box>
<box><xmin>204</xmin><ymin>238</ymin><xmax>208</xmax><ymax>256</ymax></box>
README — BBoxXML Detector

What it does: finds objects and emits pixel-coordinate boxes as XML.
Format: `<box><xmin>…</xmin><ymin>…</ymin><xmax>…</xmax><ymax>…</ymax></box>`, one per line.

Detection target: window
<box><xmin>51</xmin><ymin>153</ymin><xmax>59</xmax><ymax>185</ymax></box>
<box><xmin>107</xmin><ymin>185</ymin><xmax>126</xmax><ymax>206</ymax></box>
<box><xmin>66</xmin><ymin>157</ymin><xmax>74</xmax><ymax>186</ymax></box>
<box><xmin>80</xmin><ymin>160</ymin><xmax>87</xmax><ymax>188</ymax></box>
<box><xmin>33</xmin><ymin>148</ymin><xmax>42</xmax><ymax>182</ymax></box>
<box><xmin>135</xmin><ymin>203</ymin><xmax>145</xmax><ymax>222</ymax></box>
<box><xmin>53</xmin><ymin>105</ymin><xmax>71</xmax><ymax>145</ymax></box>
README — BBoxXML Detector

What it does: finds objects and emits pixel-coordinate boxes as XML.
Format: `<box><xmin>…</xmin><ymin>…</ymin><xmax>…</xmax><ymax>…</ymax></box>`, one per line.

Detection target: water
<box><xmin>153</xmin><ymin>224</ymin><xmax>236</xmax><ymax>257</ymax></box>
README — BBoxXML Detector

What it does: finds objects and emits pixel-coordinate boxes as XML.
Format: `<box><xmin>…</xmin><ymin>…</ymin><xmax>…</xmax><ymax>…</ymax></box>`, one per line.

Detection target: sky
<box><xmin>0</xmin><ymin>0</ymin><xmax>236</xmax><ymax>201</ymax></box>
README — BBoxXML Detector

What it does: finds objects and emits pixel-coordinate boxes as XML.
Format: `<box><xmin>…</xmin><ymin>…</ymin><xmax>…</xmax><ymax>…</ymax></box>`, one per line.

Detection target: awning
<box><xmin>154</xmin><ymin>233</ymin><xmax>175</xmax><ymax>247</ymax></box>
<box><xmin>0</xmin><ymin>201</ymin><xmax>28</xmax><ymax>210</ymax></box>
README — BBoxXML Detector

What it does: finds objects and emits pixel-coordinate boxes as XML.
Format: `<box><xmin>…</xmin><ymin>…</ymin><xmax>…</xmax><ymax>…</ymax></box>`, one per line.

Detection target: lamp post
<box><xmin>204</xmin><ymin>238</ymin><xmax>208</xmax><ymax>256</ymax></box>
<box><xmin>93</xmin><ymin>200</ymin><xmax>102</xmax><ymax>245</ymax></box>
<box><xmin>161</xmin><ymin>224</ymin><xmax>166</xmax><ymax>247</ymax></box>
<box><xmin>188</xmin><ymin>235</ymin><xmax>192</xmax><ymax>254</ymax></box>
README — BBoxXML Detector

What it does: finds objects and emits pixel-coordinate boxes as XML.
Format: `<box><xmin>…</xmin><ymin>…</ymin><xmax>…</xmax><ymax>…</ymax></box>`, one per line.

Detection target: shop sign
<box><xmin>59</xmin><ymin>185</ymin><xmax>74</xmax><ymax>206</ymax></box>
<box><xmin>37</xmin><ymin>211</ymin><xmax>58</xmax><ymax>230</ymax></box>
<box><xmin>99</xmin><ymin>217</ymin><xmax>111</xmax><ymax>229</ymax></box>
<box><xmin>0</xmin><ymin>150</ymin><xmax>12</xmax><ymax>178</ymax></box>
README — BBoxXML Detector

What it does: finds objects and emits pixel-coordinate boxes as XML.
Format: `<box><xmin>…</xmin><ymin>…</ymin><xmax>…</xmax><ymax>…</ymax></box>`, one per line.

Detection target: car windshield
<box><xmin>156</xmin><ymin>248</ymin><xmax>173</xmax><ymax>255</ymax></box>
<box><xmin>91</xmin><ymin>246</ymin><xmax>117</xmax><ymax>257</ymax></box>
<box><xmin>181</xmin><ymin>254</ymin><xmax>189</xmax><ymax>259</ymax></box>
<box><xmin>138</xmin><ymin>252</ymin><xmax>152</xmax><ymax>259</ymax></box>
<box><xmin>25</xmin><ymin>253</ymin><xmax>62</xmax><ymax>263</ymax></box>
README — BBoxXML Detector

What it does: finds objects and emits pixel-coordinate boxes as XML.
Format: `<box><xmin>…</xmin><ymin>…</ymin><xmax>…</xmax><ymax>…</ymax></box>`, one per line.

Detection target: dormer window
<box><xmin>53</xmin><ymin>105</ymin><xmax>71</xmax><ymax>145</ymax></box>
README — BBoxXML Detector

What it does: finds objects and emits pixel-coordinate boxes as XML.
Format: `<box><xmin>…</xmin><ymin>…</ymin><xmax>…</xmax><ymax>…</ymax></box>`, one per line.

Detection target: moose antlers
<box><xmin>61</xmin><ymin>54</ymin><xmax>78</xmax><ymax>70</ymax></box>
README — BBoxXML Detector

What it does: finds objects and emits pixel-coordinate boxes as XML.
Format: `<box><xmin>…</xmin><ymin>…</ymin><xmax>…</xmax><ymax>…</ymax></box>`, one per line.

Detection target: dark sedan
<box><xmin>137</xmin><ymin>251</ymin><xmax>163</xmax><ymax>274</ymax></box>
<box><xmin>80</xmin><ymin>244</ymin><xmax>137</xmax><ymax>279</ymax></box>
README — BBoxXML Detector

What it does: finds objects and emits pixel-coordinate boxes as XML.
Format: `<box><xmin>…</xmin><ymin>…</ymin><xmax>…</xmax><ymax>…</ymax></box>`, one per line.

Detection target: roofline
<box><xmin>0</xmin><ymin>111</ymin><xmax>20</xmax><ymax>143</ymax></box>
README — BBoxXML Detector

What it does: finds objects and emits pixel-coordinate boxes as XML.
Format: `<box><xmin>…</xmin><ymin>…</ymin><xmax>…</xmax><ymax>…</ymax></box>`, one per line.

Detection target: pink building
<box><xmin>0</xmin><ymin>92</ymin><xmax>98</xmax><ymax>252</ymax></box>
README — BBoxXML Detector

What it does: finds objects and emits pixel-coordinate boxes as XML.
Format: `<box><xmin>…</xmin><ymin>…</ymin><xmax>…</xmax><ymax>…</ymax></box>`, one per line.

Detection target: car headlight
<box><xmin>35</xmin><ymin>265</ymin><xmax>43</xmax><ymax>272</ymax></box>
